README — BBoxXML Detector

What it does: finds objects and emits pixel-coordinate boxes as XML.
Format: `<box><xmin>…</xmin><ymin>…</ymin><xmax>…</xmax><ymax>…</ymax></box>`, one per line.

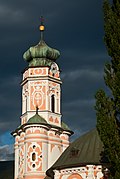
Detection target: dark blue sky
<box><xmin>0</xmin><ymin>0</ymin><xmax>109</xmax><ymax>160</ymax></box>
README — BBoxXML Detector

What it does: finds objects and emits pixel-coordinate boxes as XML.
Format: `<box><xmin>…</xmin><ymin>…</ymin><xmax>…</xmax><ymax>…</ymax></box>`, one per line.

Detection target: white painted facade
<box><xmin>54</xmin><ymin>165</ymin><xmax>104</xmax><ymax>179</ymax></box>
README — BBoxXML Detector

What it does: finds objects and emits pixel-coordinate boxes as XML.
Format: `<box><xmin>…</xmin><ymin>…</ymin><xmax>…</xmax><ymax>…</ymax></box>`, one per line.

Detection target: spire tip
<box><xmin>39</xmin><ymin>16</ymin><xmax>45</xmax><ymax>31</ymax></box>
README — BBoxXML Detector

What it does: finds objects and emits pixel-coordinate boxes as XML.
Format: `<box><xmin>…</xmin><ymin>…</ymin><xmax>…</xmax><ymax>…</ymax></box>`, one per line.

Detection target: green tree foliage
<box><xmin>95</xmin><ymin>0</ymin><xmax>120</xmax><ymax>178</ymax></box>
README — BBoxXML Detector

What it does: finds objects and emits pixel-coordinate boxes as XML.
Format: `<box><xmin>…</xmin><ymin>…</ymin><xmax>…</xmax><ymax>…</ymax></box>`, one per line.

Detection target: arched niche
<box><xmin>68</xmin><ymin>173</ymin><xmax>82</xmax><ymax>179</ymax></box>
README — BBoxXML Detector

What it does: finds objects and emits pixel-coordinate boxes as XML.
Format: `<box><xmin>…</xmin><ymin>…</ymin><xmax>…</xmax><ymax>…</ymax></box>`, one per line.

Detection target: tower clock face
<box><xmin>50</xmin><ymin>62</ymin><xmax>58</xmax><ymax>75</ymax></box>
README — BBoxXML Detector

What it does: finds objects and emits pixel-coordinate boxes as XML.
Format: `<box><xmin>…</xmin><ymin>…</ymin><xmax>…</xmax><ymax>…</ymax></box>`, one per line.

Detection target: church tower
<box><xmin>12</xmin><ymin>19</ymin><xmax>73</xmax><ymax>179</ymax></box>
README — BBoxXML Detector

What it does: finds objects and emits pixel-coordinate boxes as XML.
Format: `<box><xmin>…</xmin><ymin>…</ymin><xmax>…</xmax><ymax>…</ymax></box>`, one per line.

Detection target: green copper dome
<box><xmin>27</xmin><ymin>113</ymin><xmax>47</xmax><ymax>124</ymax></box>
<box><xmin>23</xmin><ymin>40</ymin><xmax>60</xmax><ymax>67</ymax></box>
<box><xmin>61</xmin><ymin>121</ymin><xmax>71</xmax><ymax>131</ymax></box>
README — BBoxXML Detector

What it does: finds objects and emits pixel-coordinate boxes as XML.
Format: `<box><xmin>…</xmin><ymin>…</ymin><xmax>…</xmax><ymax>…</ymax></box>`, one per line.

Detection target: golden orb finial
<box><xmin>39</xmin><ymin>25</ymin><xmax>45</xmax><ymax>31</ymax></box>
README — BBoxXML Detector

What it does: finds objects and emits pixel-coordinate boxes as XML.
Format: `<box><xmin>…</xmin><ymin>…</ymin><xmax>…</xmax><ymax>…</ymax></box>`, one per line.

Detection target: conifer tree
<box><xmin>95</xmin><ymin>0</ymin><xmax>120</xmax><ymax>178</ymax></box>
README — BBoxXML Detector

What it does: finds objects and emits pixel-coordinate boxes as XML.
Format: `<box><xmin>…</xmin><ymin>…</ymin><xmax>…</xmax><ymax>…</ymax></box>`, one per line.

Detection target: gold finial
<box><xmin>39</xmin><ymin>16</ymin><xmax>45</xmax><ymax>31</ymax></box>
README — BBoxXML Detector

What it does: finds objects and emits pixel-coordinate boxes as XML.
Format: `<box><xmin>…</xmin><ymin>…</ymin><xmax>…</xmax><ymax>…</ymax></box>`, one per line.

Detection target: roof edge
<box><xmin>46</xmin><ymin>162</ymin><xmax>110</xmax><ymax>178</ymax></box>
<box><xmin>11</xmin><ymin>122</ymin><xmax>73</xmax><ymax>136</ymax></box>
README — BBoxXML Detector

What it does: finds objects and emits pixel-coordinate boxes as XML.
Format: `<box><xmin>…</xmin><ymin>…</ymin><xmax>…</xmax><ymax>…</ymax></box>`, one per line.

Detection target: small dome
<box><xmin>61</xmin><ymin>121</ymin><xmax>71</xmax><ymax>131</ymax></box>
<box><xmin>23</xmin><ymin>40</ymin><xmax>60</xmax><ymax>67</ymax></box>
<box><xmin>27</xmin><ymin>113</ymin><xmax>47</xmax><ymax>124</ymax></box>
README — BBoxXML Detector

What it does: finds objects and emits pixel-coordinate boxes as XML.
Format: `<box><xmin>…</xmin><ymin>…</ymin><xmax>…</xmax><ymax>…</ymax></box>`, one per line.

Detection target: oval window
<box><xmin>32</xmin><ymin>152</ymin><xmax>36</xmax><ymax>161</ymax></box>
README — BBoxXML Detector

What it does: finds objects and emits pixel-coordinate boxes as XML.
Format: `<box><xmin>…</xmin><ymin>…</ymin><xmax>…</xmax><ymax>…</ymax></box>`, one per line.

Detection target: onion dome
<box><xmin>23</xmin><ymin>17</ymin><xmax>60</xmax><ymax>67</ymax></box>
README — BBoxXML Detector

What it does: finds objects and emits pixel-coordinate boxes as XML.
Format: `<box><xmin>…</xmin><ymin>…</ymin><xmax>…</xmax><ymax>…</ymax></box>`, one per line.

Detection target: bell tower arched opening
<box><xmin>51</xmin><ymin>94</ymin><xmax>55</xmax><ymax>113</ymax></box>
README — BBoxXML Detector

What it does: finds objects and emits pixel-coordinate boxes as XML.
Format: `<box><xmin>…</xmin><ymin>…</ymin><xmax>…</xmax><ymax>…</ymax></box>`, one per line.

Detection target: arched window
<box><xmin>51</xmin><ymin>95</ymin><xmax>55</xmax><ymax>113</ymax></box>
<box><xmin>68</xmin><ymin>174</ymin><xmax>82</xmax><ymax>179</ymax></box>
